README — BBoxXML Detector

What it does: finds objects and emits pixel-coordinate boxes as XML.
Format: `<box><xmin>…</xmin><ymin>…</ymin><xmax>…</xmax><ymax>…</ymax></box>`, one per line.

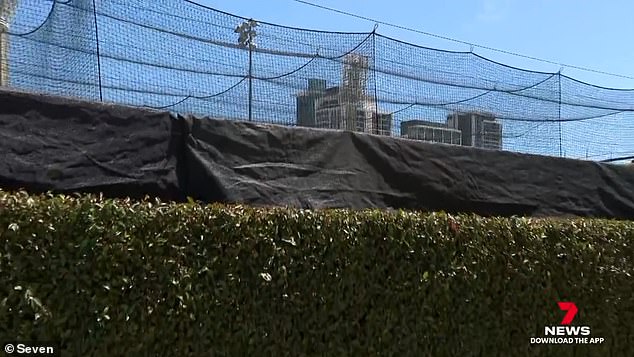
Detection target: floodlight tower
<box><xmin>0</xmin><ymin>0</ymin><xmax>17</xmax><ymax>87</ymax></box>
<box><xmin>235</xmin><ymin>19</ymin><xmax>258</xmax><ymax>122</ymax></box>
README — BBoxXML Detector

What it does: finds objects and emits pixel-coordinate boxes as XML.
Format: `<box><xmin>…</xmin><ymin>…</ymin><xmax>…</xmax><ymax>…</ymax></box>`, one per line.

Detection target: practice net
<box><xmin>3</xmin><ymin>0</ymin><xmax>634</xmax><ymax>161</ymax></box>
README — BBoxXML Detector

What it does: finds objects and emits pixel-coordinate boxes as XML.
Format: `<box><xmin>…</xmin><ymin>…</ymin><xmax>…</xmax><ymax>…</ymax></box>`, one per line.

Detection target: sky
<box><xmin>202</xmin><ymin>0</ymin><xmax>634</xmax><ymax>89</ymax></box>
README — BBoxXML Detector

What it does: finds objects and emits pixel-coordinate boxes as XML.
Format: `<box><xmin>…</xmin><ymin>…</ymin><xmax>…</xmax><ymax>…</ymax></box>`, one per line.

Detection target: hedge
<box><xmin>0</xmin><ymin>190</ymin><xmax>632</xmax><ymax>356</ymax></box>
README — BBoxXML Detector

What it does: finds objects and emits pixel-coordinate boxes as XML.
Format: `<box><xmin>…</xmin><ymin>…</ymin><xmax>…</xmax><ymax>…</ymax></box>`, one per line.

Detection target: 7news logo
<box><xmin>530</xmin><ymin>302</ymin><xmax>605</xmax><ymax>345</ymax></box>
<box><xmin>544</xmin><ymin>302</ymin><xmax>589</xmax><ymax>336</ymax></box>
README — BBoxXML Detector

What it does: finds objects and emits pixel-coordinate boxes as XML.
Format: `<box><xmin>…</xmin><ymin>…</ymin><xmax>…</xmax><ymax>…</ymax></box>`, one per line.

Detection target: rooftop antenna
<box><xmin>0</xmin><ymin>0</ymin><xmax>17</xmax><ymax>87</ymax></box>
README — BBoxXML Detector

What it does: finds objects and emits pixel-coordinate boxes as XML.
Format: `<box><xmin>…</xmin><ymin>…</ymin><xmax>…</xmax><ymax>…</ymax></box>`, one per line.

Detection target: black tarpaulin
<box><xmin>0</xmin><ymin>90</ymin><xmax>184</xmax><ymax>201</ymax></box>
<box><xmin>184</xmin><ymin>117</ymin><xmax>634</xmax><ymax>218</ymax></box>
<box><xmin>2</xmin><ymin>89</ymin><xmax>634</xmax><ymax>219</ymax></box>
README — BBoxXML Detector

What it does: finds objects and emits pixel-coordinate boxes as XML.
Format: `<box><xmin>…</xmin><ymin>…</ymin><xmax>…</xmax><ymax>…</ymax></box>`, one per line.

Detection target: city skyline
<box><xmin>296</xmin><ymin>54</ymin><xmax>504</xmax><ymax>152</ymax></box>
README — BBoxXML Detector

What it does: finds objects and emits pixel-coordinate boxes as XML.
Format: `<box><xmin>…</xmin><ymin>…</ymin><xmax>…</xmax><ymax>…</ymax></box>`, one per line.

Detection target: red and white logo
<box><xmin>558</xmin><ymin>302</ymin><xmax>578</xmax><ymax>325</ymax></box>
<box><xmin>530</xmin><ymin>301</ymin><xmax>604</xmax><ymax>345</ymax></box>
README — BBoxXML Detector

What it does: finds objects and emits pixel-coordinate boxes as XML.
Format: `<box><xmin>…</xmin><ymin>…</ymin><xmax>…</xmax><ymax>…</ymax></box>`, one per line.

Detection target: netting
<box><xmin>3</xmin><ymin>0</ymin><xmax>634</xmax><ymax>161</ymax></box>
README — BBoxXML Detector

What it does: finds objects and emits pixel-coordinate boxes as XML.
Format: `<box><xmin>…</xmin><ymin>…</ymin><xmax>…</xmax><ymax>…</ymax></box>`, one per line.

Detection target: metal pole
<box><xmin>372</xmin><ymin>31</ymin><xmax>379</xmax><ymax>135</ymax></box>
<box><xmin>558</xmin><ymin>72</ymin><xmax>563</xmax><ymax>157</ymax></box>
<box><xmin>0</xmin><ymin>0</ymin><xmax>17</xmax><ymax>87</ymax></box>
<box><xmin>0</xmin><ymin>23</ymin><xmax>7</xmax><ymax>87</ymax></box>
<box><xmin>248</xmin><ymin>48</ymin><xmax>252</xmax><ymax>121</ymax></box>
<box><xmin>92</xmin><ymin>0</ymin><xmax>103</xmax><ymax>101</ymax></box>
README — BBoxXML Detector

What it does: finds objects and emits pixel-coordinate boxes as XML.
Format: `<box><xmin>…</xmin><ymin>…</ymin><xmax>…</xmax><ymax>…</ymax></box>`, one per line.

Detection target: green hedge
<box><xmin>0</xmin><ymin>190</ymin><xmax>632</xmax><ymax>356</ymax></box>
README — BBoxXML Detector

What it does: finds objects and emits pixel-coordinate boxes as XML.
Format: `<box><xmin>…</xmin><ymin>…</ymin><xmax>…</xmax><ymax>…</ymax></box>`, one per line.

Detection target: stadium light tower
<box><xmin>235</xmin><ymin>19</ymin><xmax>258</xmax><ymax>121</ymax></box>
<box><xmin>0</xmin><ymin>0</ymin><xmax>17</xmax><ymax>87</ymax></box>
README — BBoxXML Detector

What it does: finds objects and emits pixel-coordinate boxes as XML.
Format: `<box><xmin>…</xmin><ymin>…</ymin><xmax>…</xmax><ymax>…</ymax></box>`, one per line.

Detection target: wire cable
<box><xmin>291</xmin><ymin>0</ymin><xmax>634</xmax><ymax>81</ymax></box>
<box><xmin>142</xmin><ymin>78</ymin><xmax>247</xmax><ymax>110</ymax></box>
<box><xmin>601</xmin><ymin>155</ymin><xmax>634</xmax><ymax>163</ymax></box>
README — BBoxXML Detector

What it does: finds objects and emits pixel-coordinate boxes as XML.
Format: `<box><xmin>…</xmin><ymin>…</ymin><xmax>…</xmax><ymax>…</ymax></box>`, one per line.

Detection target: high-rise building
<box><xmin>480</xmin><ymin>119</ymin><xmax>503</xmax><ymax>149</ymax></box>
<box><xmin>341</xmin><ymin>53</ymin><xmax>368</xmax><ymax>102</ymax></box>
<box><xmin>314</xmin><ymin>86</ymin><xmax>353</xmax><ymax>130</ymax></box>
<box><xmin>296</xmin><ymin>78</ymin><xmax>326</xmax><ymax>127</ymax></box>
<box><xmin>373</xmin><ymin>112</ymin><xmax>393</xmax><ymax>137</ymax></box>
<box><xmin>401</xmin><ymin>119</ymin><xmax>462</xmax><ymax>145</ymax></box>
<box><xmin>446</xmin><ymin>111</ymin><xmax>502</xmax><ymax>150</ymax></box>
<box><xmin>297</xmin><ymin>53</ymin><xmax>393</xmax><ymax>136</ymax></box>
<box><xmin>313</xmin><ymin>87</ymin><xmax>392</xmax><ymax>135</ymax></box>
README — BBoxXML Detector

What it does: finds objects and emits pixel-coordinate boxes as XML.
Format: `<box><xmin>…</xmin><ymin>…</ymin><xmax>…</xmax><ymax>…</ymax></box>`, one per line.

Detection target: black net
<box><xmin>4</xmin><ymin>0</ymin><xmax>634</xmax><ymax>161</ymax></box>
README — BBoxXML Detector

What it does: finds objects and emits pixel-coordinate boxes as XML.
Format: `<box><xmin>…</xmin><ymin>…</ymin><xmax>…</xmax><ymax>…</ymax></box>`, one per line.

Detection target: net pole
<box><xmin>558</xmin><ymin>71</ymin><xmax>562</xmax><ymax>157</ymax></box>
<box><xmin>248</xmin><ymin>47</ymin><xmax>252</xmax><ymax>121</ymax></box>
<box><xmin>0</xmin><ymin>0</ymin><xmax>17</xmax><ymax>87</ymax></box>
<box><xmin>372</xmin><ymin>31</ymin><xmax>378</xmax><ymax>135</ymax></box>
<box><xmin>0</xmin><ymin>22</ymin><xmax>7</xmax><ymax>87</ymax></box>
<box><xmin>92</xmin><ymin>0</ymin><xmax>103</xmax><ymax>101</ymax></box>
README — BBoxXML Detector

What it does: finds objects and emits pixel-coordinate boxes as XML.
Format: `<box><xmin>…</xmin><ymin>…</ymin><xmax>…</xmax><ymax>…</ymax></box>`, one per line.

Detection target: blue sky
<box><xmin>7</xmin><ymin>0</ymin><xmax>634</xmax><ymax>161</ymax></box>
<box><xmin>203</xmin><ymin>0</ymin><xmax>634</xmax><ymax>89</ymax></box>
